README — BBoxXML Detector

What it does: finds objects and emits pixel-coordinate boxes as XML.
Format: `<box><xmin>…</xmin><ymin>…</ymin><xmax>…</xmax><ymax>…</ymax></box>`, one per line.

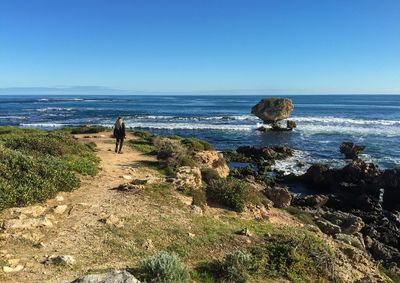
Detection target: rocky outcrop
<box><xmin>194</xmin><ymin>150</ymin><xmax>229</xmax><ymax>178</ymax></box>
<box><xmin>263</xmin><ymin>186</ymin><xmax>292</xmax><ymax>208</ymax></box>
<box><xmin>251</xmin><ymin>98</ymin><xmax>294</xmax><ymax>124</ymax></box>
<box><xmin>292</xmin><ymin>194</ymin><xmax>329</xmax><ymax>208</ymax></box>
<box><xmin>68</xmin><ymin>270</ymin><xmax>140</xmax><ymax>283</ymax></box>
<box><xmin>340</xmin><ymin>142</ymin><xmax>365</xmax><ymax>160</ymax></box>
<box><xmin>172</xmin><ymin>166</ymin><xmax>202</xmax><ymax>190</ymax></box>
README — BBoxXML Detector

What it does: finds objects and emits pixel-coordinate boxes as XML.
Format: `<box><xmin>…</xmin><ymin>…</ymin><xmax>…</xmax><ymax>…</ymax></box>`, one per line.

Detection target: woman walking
<box><xmin>113</xmin><ymin>117</ymin><xmax>126</xmax><ymax>153</ymax></box>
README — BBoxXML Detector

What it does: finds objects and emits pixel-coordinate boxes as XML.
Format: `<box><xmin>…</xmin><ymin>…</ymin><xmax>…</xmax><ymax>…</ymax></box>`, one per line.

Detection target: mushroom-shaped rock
<box><xmin>251</xmin><ymin>98</ymin><xmax>294</xmax><ymax>124</ymax></box>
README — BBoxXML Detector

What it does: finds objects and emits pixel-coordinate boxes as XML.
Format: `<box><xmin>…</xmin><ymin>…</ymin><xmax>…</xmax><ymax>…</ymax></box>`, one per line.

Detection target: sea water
<box><xmin>1</xmin><ymin>94</ymin><xmax>399</xmax><ymax>172</ymax></box>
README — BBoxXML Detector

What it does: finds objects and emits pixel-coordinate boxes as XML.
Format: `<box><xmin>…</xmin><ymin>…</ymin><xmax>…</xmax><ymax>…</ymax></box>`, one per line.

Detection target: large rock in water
<box><xmin>251</xmin><ymin>98</ymin><xmax>294</xmax><ymax>123</ymax></box>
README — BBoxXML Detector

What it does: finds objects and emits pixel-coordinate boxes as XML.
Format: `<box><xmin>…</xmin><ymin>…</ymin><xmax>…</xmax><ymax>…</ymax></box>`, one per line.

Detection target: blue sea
<box><xmin>1</xmin><ymin>95</ymin><xmax>399</xmax><ymax>173</ymax></box>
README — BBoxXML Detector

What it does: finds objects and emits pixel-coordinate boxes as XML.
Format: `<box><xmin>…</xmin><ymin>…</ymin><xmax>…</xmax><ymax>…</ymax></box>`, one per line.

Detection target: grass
<box><xmin>285</xmin><ymin>207</ymin><xmax>316</xmax><ymax>226</ymax></box>
<box><xmin>0</xmin><ymin>126</ymin><xmax>99</xmax><ymax>210</ymax></box>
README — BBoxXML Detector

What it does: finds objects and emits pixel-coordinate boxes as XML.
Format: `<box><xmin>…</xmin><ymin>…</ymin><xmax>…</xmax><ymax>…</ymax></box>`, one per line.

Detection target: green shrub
<box><xmin>206</xmin><ymin>178</ymin><xmax>247</xmax><ymax>212</ymax></box>
<box><xmin>0</xmin><ymin>127</ymin><xmax>99</xmax><ymax>210</ymax></box>
<box><xmin>249</xmin><ymin>234</ymin><xmax>335</xmax><ymax>282</ymax></box>
<box><xmin>0</xmin><ymin>147</ymin><xmax>79</xmax><ymax>210</ymax></box>
<box><xmin>153</xmin><ymin>137</ymin><xmax>196</xmax><ymax>169</ymax></box>
<box><xmin>219</xmin><ymin>250</ymin><xmax>253</xmax><ymax>283</ymax></box>
<box><xmin>181</xmin><ymin>138</ymin><xmax>214</xmax><ymax>152</ymax></box>
<box><xmin>191</xmin><ymin>189</ymin><xmax>207</xmax><ymax>208</ymax></box>
<box><xmin>201</xmin><ymin>168</ymin><xmax>221</xmax><ymax>185</ymax></box>
<box><xmin>137</xmin><ymin>251</ymin><xmax>190</xmax><ymax>283</ymax></box>
<box><xmin>133</xmin><ymin>130</ymin><xmax>154</xmax><ymax>141</ymax></box>
<box><xmin>69</xmin><ymin>125</ymin><xmax>106</xmax><ymax>134</ymax></box>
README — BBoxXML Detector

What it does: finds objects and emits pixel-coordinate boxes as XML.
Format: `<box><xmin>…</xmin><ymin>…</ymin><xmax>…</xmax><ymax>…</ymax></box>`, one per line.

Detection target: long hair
<box><xmin>115</xmin><ymin>117</ymin><xmax>123</xmax><ymax>130</ymax></box>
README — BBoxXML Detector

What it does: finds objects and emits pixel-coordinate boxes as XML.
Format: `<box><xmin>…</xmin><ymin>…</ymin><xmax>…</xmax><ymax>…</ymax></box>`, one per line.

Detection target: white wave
<box><xmin>37</xmin><ymin>98</ymin><xmax>84</xmax><ymax>102</ymax></box>
<box><xmin>20</xmin><ymin>123</ymin><xmax>66</xmax><ymax>128</ymax></box>
<box><xmin>272</xmin><ymin>149</ymin><xmax>347</xmax><ymax>176</ymax></box>
<box><xmin>36</xmin><ymin>107</ymin><xmax>75</xmax><ymax>112</ymax></box>
<box><xmin>133</xmin><ymin>115</ymin><xmax>257</xmax><ymax>121</ymax></box>
<box><xmin>0</xmin><ymin>116</ymin><xmax>26</xmax><ymax>120</ymax></box>
<box><xmin>292</xmin><ymin>116</ymin><xmax>400</xmax><ymax>126</ymax></box>
<box><xmin>297</xmin><ymin>124</ymin><xmax>400</xmax><ymax>137</ymax></box>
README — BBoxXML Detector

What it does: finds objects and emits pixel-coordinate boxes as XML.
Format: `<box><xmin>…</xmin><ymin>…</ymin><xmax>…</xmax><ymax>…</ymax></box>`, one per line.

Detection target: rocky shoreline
<box><xmin>225</xmin><ymin>141</ymin><xmax>400</xmax><ymax>277</ymax></box>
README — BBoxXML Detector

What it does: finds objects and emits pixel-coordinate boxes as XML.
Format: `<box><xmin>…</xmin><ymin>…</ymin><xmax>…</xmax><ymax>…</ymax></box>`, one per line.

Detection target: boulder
<box><xmin>69</xmin><ymin>270</ymin><xmax>140</xmax><ymax>283</ymax></box>
<box><xmin>382</xmin><ymin>169</ymin><xmax>400</xmax><ymax>211</ymax></box>
<box><xmin>263</xmin><ymin>186</ymin><xmax>292</xmax><ymax>208</ymax></box>
<box><xmin>340</xmin><ymin>142</ymin><xmax>365</xmax><ymax>160</ymax></box>
<box><xmin>251</xmin><ymin>98</ymin><xmax>294</xmax><ymax>124</ymax></box>
<box><xmin>286</xmin><ymin>120</ymin><xmax>297</xmax><ymax>129</ymax></box>
<box><xmin>292</xmin><ymin>194</ymin><xmax>329</xmax><ymax>208</ymax></box>
<box><xmin>173</xmin><ymin>166</ymin><xmax>202</xmax><ymax>189</ymax></box>
<box><xmin>315</xmin><ymin>219</ymin><xmax>342</xmax><ymax>235</ymax></box>
<box><xmin>320</xmin><ymin>211</ymin><xmax>365</xmax><ymax>235</ymax></box>
<box><xmin>194</xmin><ymin>150</ymin><xmax>229</xmax><ymax>178</ymax></box>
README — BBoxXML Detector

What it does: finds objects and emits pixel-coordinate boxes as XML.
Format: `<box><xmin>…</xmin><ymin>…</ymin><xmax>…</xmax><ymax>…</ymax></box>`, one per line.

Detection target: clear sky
<box><xmin>0</xmin><ymin>0</ymin><xmax>399</xmax><ymax>94</ymax></box>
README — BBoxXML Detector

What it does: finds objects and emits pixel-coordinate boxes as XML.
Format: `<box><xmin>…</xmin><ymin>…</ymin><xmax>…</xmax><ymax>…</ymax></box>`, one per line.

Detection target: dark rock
<box><xmin>370</xmin><ymin>240</ymin><xmax>400</xmax><ymax>262</ymax></box>
<box><xmin>292</xmin><ymin>194</ymin><xmax>329</xmax><ymax>208</ymax></box>
<box><xmin>340</xmin><ymin>142</ymin><xmax>365</xmax><ymax>160</ymax></box>
<box><xmin>320</xmin><ymin>211</ymin><xmax>364</xmax><ymax>235</ymax></box>
<box><xmin>263</xmin><ymin>186</ymin><xmax>292</xmax><ymax>208</ymax></box>
<box><xmin>251</xmin><ymin>98</ymin><xmax>294</xmax><ymax>124</ymax></box>
<box><xmin>286</xmin><ymin>120</ymin><xmax>297</xmax><ymax>129</ymax></box>
<box><xmin>315</xmin><ymin>219</ymin><xmax>341</xmax><ymax>235</ymax></box>
<box><xmin>382</xmin><ymin>169</ymin><xmax>400</xmax><ymax>212</ymax></box>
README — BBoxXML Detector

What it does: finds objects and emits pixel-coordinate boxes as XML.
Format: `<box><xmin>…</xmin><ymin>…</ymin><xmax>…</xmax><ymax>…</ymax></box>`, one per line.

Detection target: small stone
<box><xmin>3</xmin><ymin>265</ymin><xmax>24</xmax><ymax>273</ymax></box>
<box><xmin>238</xmin><ymin>228</ymin><xmax>252</xmax><ymax>237</ymax></box>
<box><xmin>100</xmin><ymin>215</ymin><xmax>123</xmax><ymax>227</ymax></box>
<box><xmin>188</xmin><ymin>233</ymin><xmax>195</xmax><ymax>238</ymax></box>
<box><xmin>55</xmin><ymin>196</ymin><xmax>64</xmax><ymax>202</ymax></box>
<box><xmin>122</xmin><ymin>175</ymin><xmax>133</xmax><ymax>180</ymax></box>
<box><xmin>189</xmin><ymin>205</ymin><xmax>203</xmax><ymax>215</ymax></box>
<box><xmin>53</xmin><ymin>205</ymin><xmax>68</xmax><ymax>215</ymax></box>
<box><xmin>7</xmin><ymin>258</ymin><xmax>20</xmax><ymax>266</ymax></box>
<box><xmin>46</xmin><ymin>255</ymin><xmax>75</xmax><ymax>266</ymax></box>
<box><xmin>142</xmin><ymin>239</ymin><xmax>154</xmax><ymax>250</ymax></box>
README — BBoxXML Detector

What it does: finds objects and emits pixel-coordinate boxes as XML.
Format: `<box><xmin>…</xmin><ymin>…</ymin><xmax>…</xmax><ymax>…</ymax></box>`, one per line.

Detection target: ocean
<box><xmin>1</xmin><ymin>94</ymin><xmax>399</xmax><ymax>173</ymax></box>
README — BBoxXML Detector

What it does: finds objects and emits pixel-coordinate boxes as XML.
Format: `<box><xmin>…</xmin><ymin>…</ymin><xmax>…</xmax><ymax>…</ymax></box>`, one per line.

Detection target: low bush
<box><xmin>249</xmin><ymin>233</ymin><xmax>335</xmax><ymax>282</ymax></box>
<box><xmin>0</xmin><ymin>146</ymin><xmax>79</xmax><ymax>210</ymax></box>
<box><xmin>201</xmin><ymin>168</ymin><xmax>221</xmax><ymax>185</ymax></box>
<box><xmin>0</xmin><ymin>127</ymin><xmax>99</xmax><ymax>210</ymax></box>
<box><xmin>137</xmin><ymin>251</ymin><xmax>190</xmax><ymax>283</ymax></box>
<box><xmin>133</xmin><ymin>130</ymin><xmax>154</xmax><ymax>141</ymax></box>
<box><xmin>181</xmin><ymin>138</ymin><xmax>214</xmax><ymax>151</ymax></box>
<box><xmin>69</xmin><ymin>125</ymin><xmax>106</xmax><ymax>134</ymax></box>
<box><xmin>219</xmin><ymin>250</ymin><xmax>253</xmax><ymax>283</ymax></box>
<box><xmin>206</xmin><ymin>177</ymin><xmax>247</xmax><ymax>212</ymax></box>
<box><xmin>153</xmin><ymin>137</ymin><xmax>197</xmax><ymax>169</ymax></box>
<box><xmin>191</xmin><ymin>189</ymin><xmax>207</xmax><ymax>208</ymax></box>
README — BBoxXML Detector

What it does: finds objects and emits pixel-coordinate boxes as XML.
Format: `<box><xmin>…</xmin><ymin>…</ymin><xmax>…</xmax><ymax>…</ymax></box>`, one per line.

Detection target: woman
<box><xmin>113</xmin><ymin>117</ymin><xmax>126</xmax><ymax>153</ymax></box>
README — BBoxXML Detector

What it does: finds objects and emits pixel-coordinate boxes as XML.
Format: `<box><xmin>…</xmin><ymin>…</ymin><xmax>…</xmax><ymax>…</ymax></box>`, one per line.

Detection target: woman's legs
<box><xmin>118</xmin><ymin>138</ymin><xmax>124</xmax><ymax>153</ymax></box>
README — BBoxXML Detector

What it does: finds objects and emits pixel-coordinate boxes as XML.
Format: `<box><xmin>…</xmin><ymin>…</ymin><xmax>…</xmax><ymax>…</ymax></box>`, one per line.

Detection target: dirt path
<box><xmin>0</xmin><ymin>132</ymin><xmax>159</xmax><ymax>283</ymax></box>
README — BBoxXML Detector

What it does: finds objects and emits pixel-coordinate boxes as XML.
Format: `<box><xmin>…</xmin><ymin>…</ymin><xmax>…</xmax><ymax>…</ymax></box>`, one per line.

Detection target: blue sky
<box><xmin>0</xmin><ymin>0</ymin><xmax>399</xmax><ymax>94</ymax></box>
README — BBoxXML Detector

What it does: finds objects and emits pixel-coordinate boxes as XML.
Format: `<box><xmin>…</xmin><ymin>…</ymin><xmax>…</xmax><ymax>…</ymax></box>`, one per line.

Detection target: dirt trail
<box><xmin>0</xmin><ymin>133</ymin><xmax>158</xmax><ymax>283</ymax></box>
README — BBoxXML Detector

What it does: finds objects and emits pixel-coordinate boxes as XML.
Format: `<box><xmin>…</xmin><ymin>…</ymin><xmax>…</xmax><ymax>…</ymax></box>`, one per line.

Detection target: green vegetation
<box><xmin>68</xmin><ymin>125</ymin><xmax>107</xmax><ymax>135</ymax></box>
<box><xmin>0</xmin><ymin>126</ymin><xmax>99</xmax><ymax>210</ymax></box>
<box><xmin>218</xmin><ymin>250</ymin><xmax>253</xmax><ymax>283</ymax></box>
<box><xmin>128</xmin><ymin>131</ymin><xmax>213</xmax><ymax>175</ymax></box>
<box><xmin>206</xmin><ymin>177</ymin><xmax>269</xmax><ymax>213</ymax></box>
<box><xmin>285</xmin><ymin>206</ymin><xmax>316</xmax><ymax>226</ymax></box>
<box><xmin>136</xmin><ymin>251</ymin><xmax>190</xmax><ymax>283</ymax></box>
<box><xmin>206</xmin><ymin>177</ymin><xmax>247</xmax><ymax>212</ymax></box>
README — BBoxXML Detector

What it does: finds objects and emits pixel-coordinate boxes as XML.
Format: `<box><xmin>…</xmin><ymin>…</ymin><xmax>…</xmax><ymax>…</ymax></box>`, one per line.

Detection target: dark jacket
<box><xmin>113</xmin><ymin>123</ymin><xmax>126</xmax><ymax>139</ymax></box>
